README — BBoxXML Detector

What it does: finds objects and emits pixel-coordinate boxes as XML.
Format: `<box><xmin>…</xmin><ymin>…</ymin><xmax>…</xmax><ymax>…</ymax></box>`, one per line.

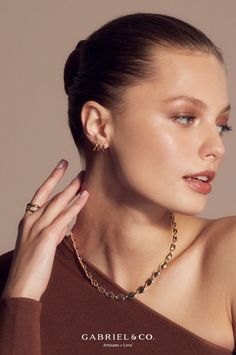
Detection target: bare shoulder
<box><xmin>202</xmin><ymin>214</ymin><xmax>236</xmax><ymax>258</ymax></box>
<box><xmin>201</xmin><ymin>214</ymin><xmax>236</xmax><ymax>279</ymax></box>
<box><xmin>200</xmin><ymin>215</ymin><xmax>236</xmax><ymax>337</ymax></box>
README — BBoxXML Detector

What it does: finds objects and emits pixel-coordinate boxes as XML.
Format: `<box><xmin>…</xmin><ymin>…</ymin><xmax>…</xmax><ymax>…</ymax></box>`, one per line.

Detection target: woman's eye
<box><xmin>216</xmin><ymin>124</ymin><xmax>233</xmax><ymax>136</ymax></box>
<box><xmin>173</xmin><ymin>115</ymin><xmax>195</xmax><ymax>126</ymax></box>
<box><xmin>172</xmin><ymin>115</ymin><xmax>233</xmax><ymax>136</ymax></box>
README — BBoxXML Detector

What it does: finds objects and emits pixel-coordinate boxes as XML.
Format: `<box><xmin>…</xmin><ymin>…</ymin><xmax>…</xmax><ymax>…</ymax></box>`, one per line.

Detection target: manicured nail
<box><xmin>56</xmin><ymin>159</ymin><xmax>67</xmax><ymax>169</ymax></box>
<box><xmin>79</xmin><ymin>190</ymin><xmax>88</xmax><ymax>198</ymax></box>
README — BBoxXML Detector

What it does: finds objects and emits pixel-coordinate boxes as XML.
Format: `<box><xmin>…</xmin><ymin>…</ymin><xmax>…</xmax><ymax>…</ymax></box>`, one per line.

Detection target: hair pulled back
<box><xmin>64</xmin><ymin>13</ymin><xmax>224</xmax><ymax>164</ymax></box>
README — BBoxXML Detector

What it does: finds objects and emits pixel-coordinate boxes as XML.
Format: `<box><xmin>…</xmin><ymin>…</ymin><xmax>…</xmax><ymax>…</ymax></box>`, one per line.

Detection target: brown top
<box><xmin>0</xmin><ymin>235</ymin><xmax>235</xmax><ymax>355</ymax></box>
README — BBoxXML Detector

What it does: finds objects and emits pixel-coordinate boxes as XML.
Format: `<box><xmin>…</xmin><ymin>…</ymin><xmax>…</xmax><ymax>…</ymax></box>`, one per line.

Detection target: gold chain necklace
<box><xmin>69</xmin><ymin>212</ymin><xmax>177</xmax><ymax>301</ymax></box>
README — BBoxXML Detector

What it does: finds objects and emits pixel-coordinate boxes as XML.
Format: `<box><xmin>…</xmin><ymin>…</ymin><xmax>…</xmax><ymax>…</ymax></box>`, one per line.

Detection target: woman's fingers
<box><xmin>29</xmin><ymin>174</ymin><xmax>86</xmax><ymax>239</ymax></box>
<box><xmin>39</xmin><ymin>190</ymin><xmax>89</xmax><ymax>246</ymax></box>
<box><xmin>23</xmin><ymin>159</ymin><xmax>68</xmax><ymax>217</ymax></box>
<box><xmin>2</xmin><ymin>160</ymin><xmax>89</xmax><ymax>301</ymax></box>
<box><xmin>19</xmin><ymin>160</ymin><xmax>85</xmax><ymax>242</ymax></box>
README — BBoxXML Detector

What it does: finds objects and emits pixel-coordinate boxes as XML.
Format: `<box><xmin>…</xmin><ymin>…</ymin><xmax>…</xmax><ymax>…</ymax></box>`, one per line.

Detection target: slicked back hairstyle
<box><xmin>64</xmin><ymin>13</ymin><xmax>224</xmax><ymax>165</ymax></box>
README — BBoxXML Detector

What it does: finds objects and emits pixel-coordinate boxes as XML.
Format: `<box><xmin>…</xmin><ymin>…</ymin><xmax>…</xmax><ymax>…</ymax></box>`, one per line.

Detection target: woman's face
<box><xmin>109</xmin><ymin>49</ymin><xmax>231</xmax><ymax>215</ymax></box>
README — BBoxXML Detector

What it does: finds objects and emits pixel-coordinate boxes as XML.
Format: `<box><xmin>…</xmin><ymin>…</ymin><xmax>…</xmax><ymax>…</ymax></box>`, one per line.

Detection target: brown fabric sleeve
<box><xmin>0</xmin><ymin>297</ymin><xmax>42</xmax><ymax>355</ymax></box>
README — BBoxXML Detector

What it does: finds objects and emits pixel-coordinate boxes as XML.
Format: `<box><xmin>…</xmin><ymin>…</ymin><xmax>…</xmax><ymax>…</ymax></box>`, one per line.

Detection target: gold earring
<box><xmin>93</xmin><ymin>141</ymin><xmax>106</xmax><ymax>152</ymax></box>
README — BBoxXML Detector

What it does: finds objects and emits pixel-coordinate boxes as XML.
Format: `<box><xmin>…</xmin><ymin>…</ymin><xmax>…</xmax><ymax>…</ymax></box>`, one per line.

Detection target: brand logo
<box><xmin>81</xmin><ymin>333</ymin><xmax>154</xmax><ymax>341</ymax></box>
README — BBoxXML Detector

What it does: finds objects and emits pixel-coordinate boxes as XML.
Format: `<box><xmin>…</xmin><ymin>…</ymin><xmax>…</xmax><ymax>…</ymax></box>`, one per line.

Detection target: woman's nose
<box><xmin>198</xmin><ymin>126</ymin><xmax>225</xmax><ymax>161</ymax></box>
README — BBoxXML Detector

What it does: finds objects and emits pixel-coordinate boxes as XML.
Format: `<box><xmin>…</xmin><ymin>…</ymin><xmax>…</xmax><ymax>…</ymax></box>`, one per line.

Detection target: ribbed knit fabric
<box><xmin>0</xmin><ymin>235</ymin><xmax>235</xmax><ymax>355</ymax></box>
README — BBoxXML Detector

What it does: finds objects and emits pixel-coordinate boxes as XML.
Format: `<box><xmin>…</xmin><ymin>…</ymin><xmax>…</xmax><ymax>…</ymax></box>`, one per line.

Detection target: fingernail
<box><xmin>56</xmin><ymin>159</ymin><xmax>67</xmax><ymax>169</ymax></box>
<box><xmin>79</xmin><ymin>190</ymin><xmax>88</xmax><ymax>198</ymax></box>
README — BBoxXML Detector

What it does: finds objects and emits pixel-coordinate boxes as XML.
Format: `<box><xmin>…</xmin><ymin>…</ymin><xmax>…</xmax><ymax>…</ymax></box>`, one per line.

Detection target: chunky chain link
<box><xmin>69</xmin><ymin>212</ymin><xmax>177</xmax><ymax>301</ymax></box>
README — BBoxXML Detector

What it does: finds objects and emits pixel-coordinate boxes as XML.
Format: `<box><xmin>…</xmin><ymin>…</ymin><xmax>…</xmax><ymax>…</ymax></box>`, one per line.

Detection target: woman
<box><xmin>0</xmin><ymin>13</ymin><xmax>235</xmax><ymax>354</ymax></box>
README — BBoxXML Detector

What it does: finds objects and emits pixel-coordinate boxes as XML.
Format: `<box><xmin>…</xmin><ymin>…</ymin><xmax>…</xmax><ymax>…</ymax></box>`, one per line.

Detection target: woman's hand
<box><xmin>1</xmin><ymin>160</ymin><xmax>89</xmax><ymax>302</ymax></box>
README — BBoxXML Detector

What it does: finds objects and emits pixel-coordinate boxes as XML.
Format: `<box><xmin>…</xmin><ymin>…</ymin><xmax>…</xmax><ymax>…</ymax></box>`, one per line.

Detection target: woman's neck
<box><xmin>70</xmin><ymin>170</ymin><xmax>194</xmax><ymax>291</ymax></box>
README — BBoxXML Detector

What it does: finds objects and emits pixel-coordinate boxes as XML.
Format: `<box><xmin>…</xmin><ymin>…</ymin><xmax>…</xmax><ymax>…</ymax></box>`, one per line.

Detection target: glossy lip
<box><xmin>183</xmin><ymin>170</ymin><xmax>215</xmax><ymax>183</ymax></box>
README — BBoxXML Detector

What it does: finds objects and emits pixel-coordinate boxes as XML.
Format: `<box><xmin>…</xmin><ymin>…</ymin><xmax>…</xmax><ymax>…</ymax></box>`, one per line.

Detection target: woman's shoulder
<box><xmin>198</xmin><ymin>214</ymin><xmax>236</xmax><ymax>276</ymax></box>
<box><xmin>181</xmin><ymin>213</ymin><xmax>236</xmax><ymax>288</ymax></box>
<box><xmin>0</xmin><ymin>249</ymin><xmax>14</xmax><ymax>297</ymax></box>
<box><xmin>202</xmin><ymin>214</ymin><xmax>236</xmax><ymax>253</ymax></box>
<box><xmin>200</xmin><ymin>214</ymin><xmax>236</xmax><ymax>335</ymax></box>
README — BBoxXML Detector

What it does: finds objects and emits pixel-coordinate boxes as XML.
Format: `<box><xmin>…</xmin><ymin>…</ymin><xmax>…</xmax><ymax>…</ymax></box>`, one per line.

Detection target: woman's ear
<box><xmin>80</xmin><ymin>100</ymin><xmax>113</xmax><ymax>149</ymax></box>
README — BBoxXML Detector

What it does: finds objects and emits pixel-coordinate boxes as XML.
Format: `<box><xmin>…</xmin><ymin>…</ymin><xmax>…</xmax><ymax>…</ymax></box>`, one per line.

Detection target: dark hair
<box><xmin>64</xmin><ymin>13</ymin><xmax>224</xmax><ymax>164</ymax></box>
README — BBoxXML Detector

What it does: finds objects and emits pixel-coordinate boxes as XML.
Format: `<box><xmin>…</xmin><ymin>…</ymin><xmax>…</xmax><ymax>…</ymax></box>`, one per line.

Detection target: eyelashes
<box><xmin>217</xmin><ymin>124</ymin><xmax>232</xmax><ymax>135</ymax></box>
<box><xmin>173</xmin><ymin>115</ymin><xmax>195</xmax><ymax>127</ymax></box>
<box><xmin>172</xmin><ymin>115</ymin><xmax>233</xmax><ymax>136</ymax></box>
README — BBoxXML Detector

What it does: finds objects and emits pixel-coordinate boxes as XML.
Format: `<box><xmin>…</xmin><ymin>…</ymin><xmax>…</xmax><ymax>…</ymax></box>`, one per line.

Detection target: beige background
<box><xmin>0</xmin><ymin>0</ymin><xmax>235</xmax><ymax>254</ymax></box>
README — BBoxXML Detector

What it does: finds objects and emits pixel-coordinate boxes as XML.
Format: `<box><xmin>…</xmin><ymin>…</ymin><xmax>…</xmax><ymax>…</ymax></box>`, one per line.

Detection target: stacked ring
<box><xmin>25</xmin><ymin>203</ymin><xmax>40</xmax><ymax>213</ymax></box>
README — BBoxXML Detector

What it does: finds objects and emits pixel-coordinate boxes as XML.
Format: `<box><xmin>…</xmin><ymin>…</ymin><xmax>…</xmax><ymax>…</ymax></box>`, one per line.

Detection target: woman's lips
<box><xmin>182</xmin><ymin>177</ymin><xmax>212</xmax><ymax>194</ymax></box>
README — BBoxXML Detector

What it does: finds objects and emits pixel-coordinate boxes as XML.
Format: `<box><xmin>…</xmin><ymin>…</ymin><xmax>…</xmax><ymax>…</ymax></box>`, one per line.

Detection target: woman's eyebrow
<box><xmin>163</xmin><ymin>95</ymin><xmax>231</xmax><ymax>114</ymax></box>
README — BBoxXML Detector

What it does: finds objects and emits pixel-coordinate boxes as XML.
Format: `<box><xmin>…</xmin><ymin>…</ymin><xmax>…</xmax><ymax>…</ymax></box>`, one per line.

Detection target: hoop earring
<box><xmin>93</xmin><ymin>142</ymin><xmax>106</xmax><ymax>152</ymax></box>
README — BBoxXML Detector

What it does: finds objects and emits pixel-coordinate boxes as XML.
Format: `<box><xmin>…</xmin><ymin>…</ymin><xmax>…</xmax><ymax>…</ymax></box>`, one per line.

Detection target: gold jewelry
<box><xmin>25</xmin><ymin>203</ymin><xmax>40</xmax><ymax>213</ymax></box>
<box><xmin>93</xmin><ymin>141</ymin><xmax>106</xmax><ymax>151</ymax></box>
<box><xmin>69</xmin><ymin>212</ymin><xmax>177</xmax><ymax>301</ymax></box>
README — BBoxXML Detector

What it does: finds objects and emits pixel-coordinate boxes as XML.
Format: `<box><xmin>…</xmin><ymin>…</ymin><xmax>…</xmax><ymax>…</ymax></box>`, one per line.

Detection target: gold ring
<box><xmin>25</xmin><ymin>203</ymin><xmax>40</xmax><ymax>213</ymax></box>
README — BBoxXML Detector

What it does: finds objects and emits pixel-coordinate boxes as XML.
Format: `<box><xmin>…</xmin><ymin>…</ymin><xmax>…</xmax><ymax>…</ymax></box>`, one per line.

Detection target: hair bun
<box><xmin>64</xmin><ymin>40</ymin><xmax>86</xmax><ymax>95</ymax></box>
